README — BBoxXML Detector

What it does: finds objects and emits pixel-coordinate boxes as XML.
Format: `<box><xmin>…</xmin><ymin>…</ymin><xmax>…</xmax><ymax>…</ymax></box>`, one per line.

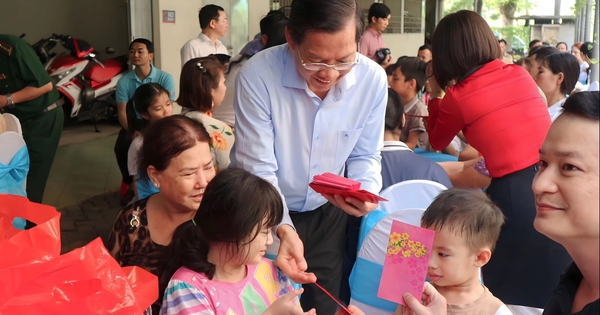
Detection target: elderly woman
<box><xmin>107</xmin><ymin>115</ymin><xmax>215</xmax><ymax>313</ymax></box>
<box><xmin>425</xmin><ymin>10</ymin><xmax>572</xmax><ymax>313</ymax></box>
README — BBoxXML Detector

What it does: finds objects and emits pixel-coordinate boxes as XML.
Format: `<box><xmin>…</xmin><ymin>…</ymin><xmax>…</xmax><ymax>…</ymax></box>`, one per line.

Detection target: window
<box><xmin>358</xmin><ymin>0</ymin><xmax>424</xmax><ymax>34</ymax></box>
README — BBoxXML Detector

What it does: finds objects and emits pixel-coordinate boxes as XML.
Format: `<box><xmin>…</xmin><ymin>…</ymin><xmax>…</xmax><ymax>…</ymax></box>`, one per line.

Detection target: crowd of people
<box><xmin>1</xmin><ymin>0</ymin><xmax>598</xmax><ymax>315</ymax></box>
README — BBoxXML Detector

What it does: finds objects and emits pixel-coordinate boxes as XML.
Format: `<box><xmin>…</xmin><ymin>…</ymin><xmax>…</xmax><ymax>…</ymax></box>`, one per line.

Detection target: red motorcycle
<box><xmin>36</xmin><ymin>34</ymin><xmax>127</xmax><ymax>125</ymax></box>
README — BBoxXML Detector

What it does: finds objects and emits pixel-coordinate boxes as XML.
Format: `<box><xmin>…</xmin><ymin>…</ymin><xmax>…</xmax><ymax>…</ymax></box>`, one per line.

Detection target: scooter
<box><xmin>38</xmin><ymin>34</ymin><xmax>127</xmax><ymax>126</ymax></box>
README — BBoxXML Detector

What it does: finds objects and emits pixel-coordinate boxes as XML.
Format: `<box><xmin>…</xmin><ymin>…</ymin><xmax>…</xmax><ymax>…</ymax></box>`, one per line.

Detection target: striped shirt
<box><xmin>160</xmin><ymin>258</ymin><xmax>297</xmax><ymax>315</ymax></box>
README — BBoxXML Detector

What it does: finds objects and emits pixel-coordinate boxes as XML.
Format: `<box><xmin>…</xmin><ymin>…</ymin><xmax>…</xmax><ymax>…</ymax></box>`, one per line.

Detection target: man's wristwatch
<box><xmin>5</xmin><ymin>93</ymin><xmax>15</xmax><ymax>109</ymax></box>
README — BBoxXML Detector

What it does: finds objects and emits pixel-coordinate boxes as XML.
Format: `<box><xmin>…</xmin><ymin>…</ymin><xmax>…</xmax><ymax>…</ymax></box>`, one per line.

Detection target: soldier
<box><xmin>0</xmin><ymin>34</ymin><xmax>64</xmax><ymax>203</ymax></box>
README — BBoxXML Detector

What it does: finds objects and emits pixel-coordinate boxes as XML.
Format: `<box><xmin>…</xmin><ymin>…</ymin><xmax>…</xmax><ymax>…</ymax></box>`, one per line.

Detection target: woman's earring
<box><xmin>211</xmin><ymin>101</ymin><xmax>214</xmax><ymax>108</ymax></box>
<box><xmin>153</xmin><ymin>182</ymin><xmax>159</xmax><ymax>188</ymax></box>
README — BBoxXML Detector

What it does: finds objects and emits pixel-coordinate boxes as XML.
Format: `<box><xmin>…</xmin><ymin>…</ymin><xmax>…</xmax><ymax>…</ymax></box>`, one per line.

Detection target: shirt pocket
<box><xmin>335</xmin><ymin>128</ymin><xmax>364</xmax><ymax>166</ymax></box>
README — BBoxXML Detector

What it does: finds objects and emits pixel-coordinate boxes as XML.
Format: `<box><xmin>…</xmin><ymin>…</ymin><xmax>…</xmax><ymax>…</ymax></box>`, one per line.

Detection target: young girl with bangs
<box><xmin>126</xmin><ymin>83</ymin><xmax>173</xmax><ymax>201</ymax></box>
<box><xmin>159</xmin><ymin>168</ymin><xmax>316</xmax><ymax>315</ymax></box>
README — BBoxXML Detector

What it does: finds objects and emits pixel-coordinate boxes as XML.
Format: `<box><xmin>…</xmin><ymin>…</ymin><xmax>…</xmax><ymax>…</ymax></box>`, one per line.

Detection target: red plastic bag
<box><xmin>0</xmin><ymin>194</ymin><xmax>157</xmax><ymax>314</ymax></box>
<box><xmin>0</xmin><ymin>237</ymin><xmax>158</xmax><ymax>314</ymax></box>
<box><xmin>0</xmin><ymin>194</ymin><xmax>61</xmax><ymax>268</ymax></box>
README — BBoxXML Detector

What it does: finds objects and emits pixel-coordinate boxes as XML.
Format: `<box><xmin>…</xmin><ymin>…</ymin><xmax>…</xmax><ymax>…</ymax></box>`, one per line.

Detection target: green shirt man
<box><xmin>0</xmin><ymin>34</ymin><xmax>64</xmax><ymax>203</ymax></box>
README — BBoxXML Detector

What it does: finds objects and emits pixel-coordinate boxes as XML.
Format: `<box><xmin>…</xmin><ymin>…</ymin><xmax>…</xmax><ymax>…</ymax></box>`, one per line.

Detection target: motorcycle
<box><xmin>34</xmin><ymin>34</ymin><xmax>127</xmax><ymax>126</ymax></box>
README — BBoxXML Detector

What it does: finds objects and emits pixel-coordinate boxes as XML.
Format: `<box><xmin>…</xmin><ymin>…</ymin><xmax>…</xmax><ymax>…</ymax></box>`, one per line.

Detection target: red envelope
<box><xmin>311</xmin><ymin>172</ymin><xmax>362</xmax><ymax>190</ymax></box>
<box><xmin>309</xmin><ymin>173</ymin><xmax>388</xmax><ymax>204</ymax></box>
<box><xmin>378</xmin><ymin>220</ymin><xmax>435</xmax><ymax>306</ymax></box>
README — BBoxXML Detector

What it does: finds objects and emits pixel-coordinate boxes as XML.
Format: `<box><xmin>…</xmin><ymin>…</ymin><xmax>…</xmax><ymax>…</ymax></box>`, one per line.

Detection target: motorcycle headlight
<box><xmin>51</xmin><ymin>67</ymin><xmax>76</xmax><ymax>85</ymax></box>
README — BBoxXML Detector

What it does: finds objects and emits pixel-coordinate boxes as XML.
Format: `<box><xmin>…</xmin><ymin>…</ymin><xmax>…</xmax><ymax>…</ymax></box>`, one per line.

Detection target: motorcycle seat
<box><xmin>85</xmin><ymin>59</ymin><xmax>124</xmax><ymax>84</ymax></box>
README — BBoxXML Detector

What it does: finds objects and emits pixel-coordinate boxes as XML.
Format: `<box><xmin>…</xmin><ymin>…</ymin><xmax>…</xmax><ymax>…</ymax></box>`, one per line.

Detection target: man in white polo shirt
<box><xmin>180</xmin><ymin>4</ymin><xmax>229</xmax><ymax>66</ymax></box>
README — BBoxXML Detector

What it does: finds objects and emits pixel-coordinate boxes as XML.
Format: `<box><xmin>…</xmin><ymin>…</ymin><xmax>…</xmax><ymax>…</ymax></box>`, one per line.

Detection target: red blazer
<box><xmin>427</xmin><ymin>59</ymin><xmax>551</xmax><ymax>178</ymax></box>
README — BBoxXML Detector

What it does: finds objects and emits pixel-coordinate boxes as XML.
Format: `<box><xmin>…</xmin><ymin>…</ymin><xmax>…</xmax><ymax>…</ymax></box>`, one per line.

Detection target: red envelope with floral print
<box><xmin>378</xmin><ymin>220</ymin><xmax>435</xmax><ymax>305</ymax></box>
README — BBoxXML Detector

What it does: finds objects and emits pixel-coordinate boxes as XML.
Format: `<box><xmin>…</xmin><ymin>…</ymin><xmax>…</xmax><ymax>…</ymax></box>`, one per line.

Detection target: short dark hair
<box><xmin>177</xmin><ymin>56</ymin><xmax>225</xmax><ymax>112</ymax></box>
<box><xmin>264</xmin><ymin>20</ymin><xmax>289</xmax><ymax>49</ymax></box>
<box><xmin>138</xmin><ymin>115</ymin><xmax>211</xmax><ymax>180</ymax></box>
<box><xmin>368</xmin><ymin>3</ymin><xmax>391</xmax><ymax>23</ymax></box>
<box><xmin>529</xmin><ymin>46</ymin><xmax>558</xmax><ymax>62</ymax></box>
<box><xmin>540</xmin><ymin>52</ymin><xmax>580</xmax><ymax>95</ymax></box>
<box><xmin>498</xmin><ymin>39</ymin><xmax>507</xmax><ymax>45</ymax></box>
<box><xmin>529</xmin><ymin>39</ymin><xmax>542</xmax><ymax>49</ymax></box>
<box><xmin>422</xmin><ymin>188</ymin><xmax>505</xmax><ymax>253</ymax></box>
<box><xmin>556</xmin><ymin>42</ymin><xmax>568</xmax><ymax>50</ymax></box>
<box><xmin>260</xmin><ymin>10</ymin><xmax>288</xmax><ymax>35</ymax></box>
<box><xmin>260</xmin><ymin>10</ymin><xmax>289</xmax><ymax>49</ymax></box>
<box><xmin>210</xmin><ymin>53</ymin><xmax>232</xmax><ymax>67</ymax></box>
<box><xmin>126</xmin><ymin>83</ymin><xmax>170</xmax><ymax>138</ymax></box>
<box><xmin>129</xmin><ymin>38</ymin><xmax>154</xmax><ymax>53</ymax></box>
<box><xmin>228</xmin><ymin>12</ymin><xmax>289</xmax><ymax>73</ymax></box>
<box><xmin>385</xmin><ymin>63</ymin><xmax>398</xmax><ymax>76</ymax></box>
<box><xmin>287</xmin><ymin>0</ymin><xmax>364</xmax><ymax>46</ymax></box>
<box><xmin>418</xmin><ymin>44</ymin><xmax>432</xmax><ymax>52</ymax></box>
<box><xmin>199</xmin><ymin>4</ymin><xmax>224</xmax><ymax>29</ymax></box>
<box><xmin>431</xmin><ymin>10</ymin><xmax>501</xmax><ymax>89</ymax></box>
<box><xmin>562</xmin><ymin>91</ymin><xmax>599</xmax><ymax>121</ymax></box>
<box><xmin>581</xmin><ymin>41</ymin><xmax>597</xmax><ymax>60</ymax></box>
<box><xmin>385</xmin><ymin>88</ymin><xmax>404</xmax><ymax>132</ymax></box>
<box><xmin>395</xmin><ymin>56</ymin><xmax>428</xmax><ymax>91</ymax></box>
<box><xmin>159</xmin><ymin>168</ymin><xmax>284</xmax><ymax>292</ymax></box>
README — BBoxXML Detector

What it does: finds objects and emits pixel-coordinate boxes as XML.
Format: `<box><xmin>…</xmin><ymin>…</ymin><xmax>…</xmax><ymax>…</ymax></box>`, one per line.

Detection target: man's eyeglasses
<box><xmin>298</xmin><ymin>49</ymin><xmax>358</xmax><ymax>71</ymax></box>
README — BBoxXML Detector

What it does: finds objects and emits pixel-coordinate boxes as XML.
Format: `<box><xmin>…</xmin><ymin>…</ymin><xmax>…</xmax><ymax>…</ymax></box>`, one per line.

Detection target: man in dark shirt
<box><xmin>532</xmin><ymin>91</ymin><xmax>598</xmax><ymax>315</ymax></box>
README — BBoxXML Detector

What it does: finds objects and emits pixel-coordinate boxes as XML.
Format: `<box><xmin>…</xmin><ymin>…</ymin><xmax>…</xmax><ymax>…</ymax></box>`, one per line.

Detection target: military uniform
<box><xmin>0</xmin><ymin>34</ymin><xmax>64</xmax><ymax>203</ymax></box>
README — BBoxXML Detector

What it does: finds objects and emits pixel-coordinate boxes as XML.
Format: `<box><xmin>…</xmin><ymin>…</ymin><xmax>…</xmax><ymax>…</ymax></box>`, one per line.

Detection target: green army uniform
<box><xmin>0</xmin><ymin>34</ymin><xmax>64</xmax><ymax>203</ymax></box>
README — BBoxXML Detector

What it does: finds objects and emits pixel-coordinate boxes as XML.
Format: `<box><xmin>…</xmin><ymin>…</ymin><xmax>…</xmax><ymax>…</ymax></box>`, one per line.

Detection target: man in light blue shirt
<box><xmin>232</xmin><ymin>0</ymin><xmax>387</xmax><ymax>313</ymax></box>
<box><xmin>114</xmin><ymin>38</ymin><xmax>175</xmax><ymax>204</ymax></box>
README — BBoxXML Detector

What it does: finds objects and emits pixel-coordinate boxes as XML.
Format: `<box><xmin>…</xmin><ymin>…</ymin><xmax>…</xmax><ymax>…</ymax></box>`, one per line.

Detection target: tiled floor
<box><xmin>42</xmin><ymin>122</ymin><xmax>123</xmax><ymax>208</ymax></box>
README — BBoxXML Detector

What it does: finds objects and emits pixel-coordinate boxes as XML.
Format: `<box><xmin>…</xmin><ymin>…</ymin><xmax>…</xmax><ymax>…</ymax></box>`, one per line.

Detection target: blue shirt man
<box><xmin>232</xmin><ymin>1</ymin><xmax>387</xmax><ymax>312</ymax></box>
<box><xmin>116</xmin><ymin>64</ymin><xmax>175</xmax><ymax>106</ymax></box>
<box><xmin>114</xmin><ymin>38</ymin><xmax>174</xmax><ymax>204</ymax></box>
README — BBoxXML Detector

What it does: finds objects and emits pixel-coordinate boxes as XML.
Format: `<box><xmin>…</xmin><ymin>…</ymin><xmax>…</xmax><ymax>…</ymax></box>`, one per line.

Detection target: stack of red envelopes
<box><xmin>309</xmin><ymin>172</ymin><xmax>388</xmax><ymax>204</ymax></box>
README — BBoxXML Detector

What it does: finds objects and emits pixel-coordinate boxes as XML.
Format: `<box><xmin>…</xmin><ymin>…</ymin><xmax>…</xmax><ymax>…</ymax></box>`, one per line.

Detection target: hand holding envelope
<box><xmin>309</xmin><ymin>173</ymin><xmax>387</xmax><ymax>216</ymax></box>
<box><xmin>309</xmin><ymin>173</ymin><xmax>387</xmax><ymax>217</ymax></box>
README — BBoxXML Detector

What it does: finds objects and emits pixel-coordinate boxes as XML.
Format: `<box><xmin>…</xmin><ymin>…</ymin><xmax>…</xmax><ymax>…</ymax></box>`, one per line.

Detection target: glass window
<box><xmin>358</xmin><ymin>0</ymin><xmax>424</xmax><ymax>34</ymax></box>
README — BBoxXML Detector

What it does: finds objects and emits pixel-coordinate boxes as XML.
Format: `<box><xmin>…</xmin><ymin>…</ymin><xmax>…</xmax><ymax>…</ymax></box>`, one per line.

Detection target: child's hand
<box><xmin>335</xmin><ymin>305</ymin><xmax>365</xmax><ymax>315</ymax></box>
<box><xmin>264</xmin><ymin>288</ymin><xmax>316</xmax><ymax>315</ymax></box>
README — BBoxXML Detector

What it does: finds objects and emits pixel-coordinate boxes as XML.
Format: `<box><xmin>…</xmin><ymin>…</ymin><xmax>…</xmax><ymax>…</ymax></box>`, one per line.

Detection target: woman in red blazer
<box><xmin>426</xmin><ymin>10</ymin><xmax>572</xmax><ymax>312</ymax></box>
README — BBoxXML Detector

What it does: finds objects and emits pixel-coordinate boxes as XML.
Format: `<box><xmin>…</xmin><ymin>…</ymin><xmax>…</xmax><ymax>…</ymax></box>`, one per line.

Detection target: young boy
<box><xmin>396</xmin><ymin>188</ymin><xmax>512</xmax><ymax>315</ymax></box>
<box><xmin>389</xmin><ymin>56</ymin><xmax>428</xmax><ymax>150</ymax></box>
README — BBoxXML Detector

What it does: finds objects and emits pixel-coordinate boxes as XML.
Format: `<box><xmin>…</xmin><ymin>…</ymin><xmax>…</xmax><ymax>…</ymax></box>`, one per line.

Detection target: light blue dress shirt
<box><xmin>232</xmin><ymin>44</ymin><xmax>387</xmax><ymax>227</ymax></box>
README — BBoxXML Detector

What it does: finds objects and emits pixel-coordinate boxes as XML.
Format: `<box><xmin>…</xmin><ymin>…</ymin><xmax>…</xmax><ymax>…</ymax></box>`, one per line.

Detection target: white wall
<box><xmin>382</xmin><ymin>33</ymin><xmax>425</xmax><ymax>59</ymax></box>
<box><xmin>558</xmin><ymin>24</ymin><xmax>576</xmax><ymax>48</ymax></box>
<box><xmin>153</xmin><ymin>0</ymin><xmax>260</xmax><ymax>113</ymax></box>
<box><xmin>153</xmin><ymin>0</ymin><xmax>204</xmax><ymax>113</ymax></box>
<box><xmin>248</xmin><ymin>0</ymin><xmax>271</xmax><ymax>40</ymax></box>
<box><xmin>0</xmin><ymin>0</ymin><xmax>129</xmax><ymax>56</ymax></box>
